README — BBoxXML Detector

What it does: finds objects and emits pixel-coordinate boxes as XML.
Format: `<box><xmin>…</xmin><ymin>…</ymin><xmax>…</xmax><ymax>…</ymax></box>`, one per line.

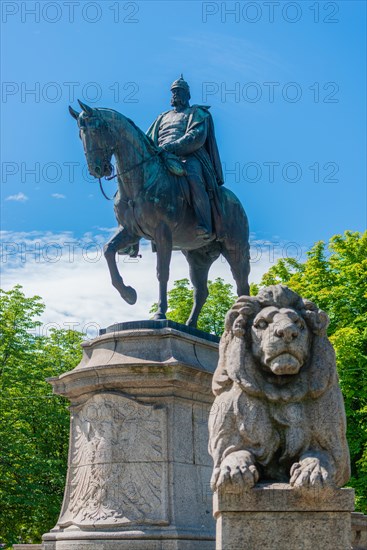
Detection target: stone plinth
<box><xmin>352</xmin><ymin>512</ymin><xmax>367</xmax><ymax>549</ymax></box>
<box><xmin>42</xmin><ymin>321</ymin><xmax>218</xmax><ymax>550</ymax></box>
<box><xmin>213</xmin><ymin>483</ymin><xmax>355</xmax><ymax>550</ymax></box>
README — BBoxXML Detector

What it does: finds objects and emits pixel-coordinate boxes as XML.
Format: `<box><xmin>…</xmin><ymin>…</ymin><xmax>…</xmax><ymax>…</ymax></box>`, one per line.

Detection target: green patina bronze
<box><xmin>69</xmin><ymin>77</ymin><xmax>250</xmax><ymax>327</ymax></box>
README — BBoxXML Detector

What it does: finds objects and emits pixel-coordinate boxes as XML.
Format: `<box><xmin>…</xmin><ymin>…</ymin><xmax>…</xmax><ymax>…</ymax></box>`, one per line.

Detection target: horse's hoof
<box><xmin>186</xmin><ymin>319</ymin><xmax>197</xmax><ymax>328</ymax></box>
<box><xmin>153</xmin><ymin>313</ymin><xmax>166</xmax><ymax>321</ymax></box>
<box><xmin>121</xmin><ymin>286</ymin><xmax>137</xmax><ymax>305</ymax></box>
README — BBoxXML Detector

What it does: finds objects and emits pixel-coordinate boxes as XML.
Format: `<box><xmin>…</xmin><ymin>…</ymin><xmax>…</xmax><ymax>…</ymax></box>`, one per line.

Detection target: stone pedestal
<box><xmin>213</xmin><ymin>483</ymin><xmax>355</xmax><ymax>550</ymax></box>
<box><xmin>351</xmin><ymin>512</ymin><xmax>367</xmax><ymax>549</ymax></box>
<box><xmin>42</xmin><ymin>321</ymin><xmax>218</xmax><ymax>550</ymax></box>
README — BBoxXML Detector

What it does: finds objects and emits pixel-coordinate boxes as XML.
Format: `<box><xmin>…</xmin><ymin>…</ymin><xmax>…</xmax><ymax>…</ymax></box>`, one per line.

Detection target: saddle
<box><xmin>162</xmin><ymin>152</ymin><xmax>192</xmax><ymax>207</ymax></box>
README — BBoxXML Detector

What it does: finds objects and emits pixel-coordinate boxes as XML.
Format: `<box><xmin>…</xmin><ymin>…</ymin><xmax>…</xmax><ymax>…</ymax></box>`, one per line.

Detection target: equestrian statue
<box><xmin>69</xmin><ymin>75</ymin><xmax>250</xmax><ymax>328</ymax></box>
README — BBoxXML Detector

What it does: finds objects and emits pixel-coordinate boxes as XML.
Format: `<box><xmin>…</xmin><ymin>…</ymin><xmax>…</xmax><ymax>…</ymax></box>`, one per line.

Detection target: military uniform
<box><xmin>147</xmin><ymin>76</ymin><xmax>224</xmax><ymax>239</ymax></box>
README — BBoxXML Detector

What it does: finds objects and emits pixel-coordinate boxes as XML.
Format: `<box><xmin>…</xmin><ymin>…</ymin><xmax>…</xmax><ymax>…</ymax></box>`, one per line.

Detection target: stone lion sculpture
<box><xmin>209</xmin><ymin>285</ymin><xmax>350</xmax><ymax>490</ymax></box>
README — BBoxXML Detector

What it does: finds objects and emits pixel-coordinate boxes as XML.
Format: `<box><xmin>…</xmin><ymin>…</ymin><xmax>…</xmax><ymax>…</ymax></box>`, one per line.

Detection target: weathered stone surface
<box><xmin>214</xmin><ymin>483</ymin><xmax>355</xmax><ymax>550</ymax></box>
<box><xmin>213</xmin><ymin>482</ymin><xmax>355</xmax><ymax>512</ymax></box>
<box><xmin>43</xmin><ymin>540</ymin><xmax>215</xmax><ymax>550</ymax></box>
<box><xmin>58</xmin><ymin>393</ymin><xmax>168</xmax><ymax>528</ymax></box>
<box><xmin>352</xmin><ymin>512</ymin><xmax>367</xmax><ymax>549</ymax></box>
<box><xmin>209</xmin><ymin>285</ymin><xmax>351</xmax><ymax>491</ymax></box>
<box><xmin>42</xmin><ymin>323</ymin><xmax>217</xmax><ymax>550</ymax></box>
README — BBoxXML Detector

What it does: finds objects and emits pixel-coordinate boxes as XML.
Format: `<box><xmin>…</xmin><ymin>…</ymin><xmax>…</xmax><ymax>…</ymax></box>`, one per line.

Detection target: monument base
<box><xmin>213</xmin><ymin>483</ymin><xmax>355</xmax><ymax>550</ymax></box>
<box><xmin>42</xmin><ymin>533</ymin><xmax>214</xmax><ymax>550</ymax></box>
<box><xmin>42</xmin><ymin>321</ymin><xmax>218</xmax><ymax>550</ymax></box>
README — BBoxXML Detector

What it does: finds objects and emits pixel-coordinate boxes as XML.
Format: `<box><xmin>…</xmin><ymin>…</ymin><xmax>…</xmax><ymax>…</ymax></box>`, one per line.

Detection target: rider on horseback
<box><xmin>147</xmin><ymin>75</ymin><xmax>224</xmax><ymax>240</ymax></box>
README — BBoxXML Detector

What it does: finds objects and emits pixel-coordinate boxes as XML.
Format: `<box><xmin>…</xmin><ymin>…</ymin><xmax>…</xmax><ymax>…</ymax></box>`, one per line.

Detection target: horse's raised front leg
<box><xmin>153</xmin><ymin>222</ymin><xmax>172</xmax><ymax>320</ymax></box>
<box><xmin>103</xmin><ymin>227</ymin><xmax>139</xmax><ymax>304</ymax></box>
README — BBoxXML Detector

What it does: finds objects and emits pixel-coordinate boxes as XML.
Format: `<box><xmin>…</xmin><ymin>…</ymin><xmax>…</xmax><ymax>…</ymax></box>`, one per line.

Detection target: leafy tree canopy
<box><xmin>0</xmin><ymin>285</ymin><xmax>83</xmax><ymax>547</ymax></box>
<box><xmin>253</xmin><ymin>230</ymin><xmax>367</xmax><ymax>511</ymax></box>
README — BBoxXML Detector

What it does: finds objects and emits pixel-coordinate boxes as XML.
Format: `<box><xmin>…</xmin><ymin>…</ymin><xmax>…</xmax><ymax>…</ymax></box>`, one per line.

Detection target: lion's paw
<box><xmin>211</xmin><ymin>451</ymin><xmax>259</xmax><ymax>491</ymax></box>
<box><xmin>290</xmin><ymin>457</ymin><xmax>330</xmax><ymax>488</ymax></box>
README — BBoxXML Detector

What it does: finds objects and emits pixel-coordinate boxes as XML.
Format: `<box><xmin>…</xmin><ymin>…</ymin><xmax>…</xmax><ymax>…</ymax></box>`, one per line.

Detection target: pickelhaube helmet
<box><xmin>170</xmin><ymin>74</ymin><xmax>191</xmax><ymax>98</ymax></box>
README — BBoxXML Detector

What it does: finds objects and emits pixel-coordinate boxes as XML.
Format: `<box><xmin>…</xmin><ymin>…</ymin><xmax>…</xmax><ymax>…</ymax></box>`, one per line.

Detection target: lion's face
<box><xmin>251</xmin><ymin>306</ymin><xmax>310</xmax><ymax>376</ymax></box>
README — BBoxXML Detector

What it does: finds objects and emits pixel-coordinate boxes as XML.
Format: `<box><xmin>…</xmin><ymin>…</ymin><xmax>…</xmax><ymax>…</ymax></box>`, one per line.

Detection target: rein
<box><xmin>98</xmin><ymin>150</ymin><xmax>160</xmax><ymax>201</ymax></box>
<box><xmin>105</xmin><ymin>150</ymin><xmax>160</xmax><ymax>181</ymax></box>
<box><xmin>98</xmin><ymin>177</ymin><xmax>115</xmax><ymax>201</ymax></box>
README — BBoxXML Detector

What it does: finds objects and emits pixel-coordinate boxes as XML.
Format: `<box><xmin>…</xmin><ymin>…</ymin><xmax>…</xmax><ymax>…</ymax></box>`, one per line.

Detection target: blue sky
<box><xmin>1</xmin><ymin>0</ymin><xmax>366</xmax><ymax>330</ymax></box>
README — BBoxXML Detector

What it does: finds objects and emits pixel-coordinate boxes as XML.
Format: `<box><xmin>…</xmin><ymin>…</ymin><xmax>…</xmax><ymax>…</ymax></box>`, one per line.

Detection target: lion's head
<box><xmin>213</xmin><ymin>285</ymin><xmax>335</xmax><ymax>402</ymax></box>
<box><xmin>251</xmin><ymin>305</ymin><xmax>311</xmax><ymax>376</ymax></box>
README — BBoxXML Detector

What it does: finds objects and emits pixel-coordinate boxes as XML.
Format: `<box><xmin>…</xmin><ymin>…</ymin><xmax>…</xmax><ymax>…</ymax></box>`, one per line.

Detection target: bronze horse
<box><xmin>69</xmin><ymin>100</ymin><xmax>250</xmax><ymax>327</ymax></box>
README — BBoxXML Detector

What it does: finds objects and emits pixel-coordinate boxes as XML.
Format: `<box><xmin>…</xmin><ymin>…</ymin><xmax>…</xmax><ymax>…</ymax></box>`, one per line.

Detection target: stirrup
<box><xmin>196</xmin><ymin>226</ymin><xmax>211</xmax><ymax>240</ymax></box>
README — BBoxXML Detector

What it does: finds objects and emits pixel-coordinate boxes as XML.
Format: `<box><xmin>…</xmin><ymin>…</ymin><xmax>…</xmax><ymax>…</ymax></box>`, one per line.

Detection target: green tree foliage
<box><xmin>0</xmin><ymin>286</ymin><xmax>83</xmax><ymax>547</ymax></box>
<box><xmin>253</xmin><ymin>231</ymin><xmax>367</xmax><ymax>511</ymax></box>
<box><xmin>150</xmin><ymin>277</ymin><xmax>236</xmax><ymax>336</ymax></box>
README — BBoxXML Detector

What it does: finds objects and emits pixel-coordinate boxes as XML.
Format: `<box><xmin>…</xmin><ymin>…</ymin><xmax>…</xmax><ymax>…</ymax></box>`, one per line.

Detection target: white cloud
<box><xmin>51</xmin><ymin>193</ymin><xmax>66</xmax><ymax>199</ymax></box>
<box><xmin>0</xmin><ymin>230</ymin><xmax>306</xmax><ymax>337</ymax></box>
<box><xmin>5</xmin><ymin>192</ymin><xmax>28</xmax><ymax>202</ymax></box>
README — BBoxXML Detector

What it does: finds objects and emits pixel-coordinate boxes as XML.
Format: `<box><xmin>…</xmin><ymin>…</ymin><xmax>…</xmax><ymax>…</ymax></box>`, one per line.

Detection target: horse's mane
<box><xmin>94</xmin><ymin>108</ymin><xmax>157</xmax><ymax>152</ymax></box>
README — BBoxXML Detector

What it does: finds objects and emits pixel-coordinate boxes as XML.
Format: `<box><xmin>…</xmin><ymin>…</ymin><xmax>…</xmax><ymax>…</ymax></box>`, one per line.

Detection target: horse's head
<box><xmin>69</xmin><ymin>100</ymin><xmax>114</xmax><ymax>178</ymax></box>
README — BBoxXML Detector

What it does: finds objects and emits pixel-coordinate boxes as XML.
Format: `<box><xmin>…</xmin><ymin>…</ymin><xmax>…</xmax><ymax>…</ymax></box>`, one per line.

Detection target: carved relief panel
<box><xmin>57</xmin><ymin>392</ymin><xmax>168</xmax><ymax>528</ymax></box>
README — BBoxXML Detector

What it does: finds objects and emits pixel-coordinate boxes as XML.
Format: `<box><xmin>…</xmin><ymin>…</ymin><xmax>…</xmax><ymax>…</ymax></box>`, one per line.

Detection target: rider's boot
<box><xmin>188</xmin><ymin>176</ymin><xmax>212</xmax><ymax>240</ymax></box>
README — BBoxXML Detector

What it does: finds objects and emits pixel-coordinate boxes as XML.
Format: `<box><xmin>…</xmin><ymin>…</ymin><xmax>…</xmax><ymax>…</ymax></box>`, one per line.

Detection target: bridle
<box><xmin>82</xmin><ymin>118</ymin><xmax>160</xmax><ymax>201</ymax></box>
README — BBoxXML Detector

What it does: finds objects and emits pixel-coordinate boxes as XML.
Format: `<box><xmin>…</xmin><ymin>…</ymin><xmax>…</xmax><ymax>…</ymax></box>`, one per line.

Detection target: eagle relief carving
<box><xmin>58</xmin><ymin>393</ymin><xmax>168</xmax><ymax>527</ymax></box>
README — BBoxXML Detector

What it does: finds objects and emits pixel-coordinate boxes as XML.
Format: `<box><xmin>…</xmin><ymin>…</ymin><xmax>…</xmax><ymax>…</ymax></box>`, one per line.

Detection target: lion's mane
<box><xmin>213</xmin><ymin>285</ymin><xmax>335</xmax><ymax>402</ymax></box>
<box><xmin>209</xmin><ymin>285</ymin><xmax>350</xmax><ymax>487</ymax></box>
